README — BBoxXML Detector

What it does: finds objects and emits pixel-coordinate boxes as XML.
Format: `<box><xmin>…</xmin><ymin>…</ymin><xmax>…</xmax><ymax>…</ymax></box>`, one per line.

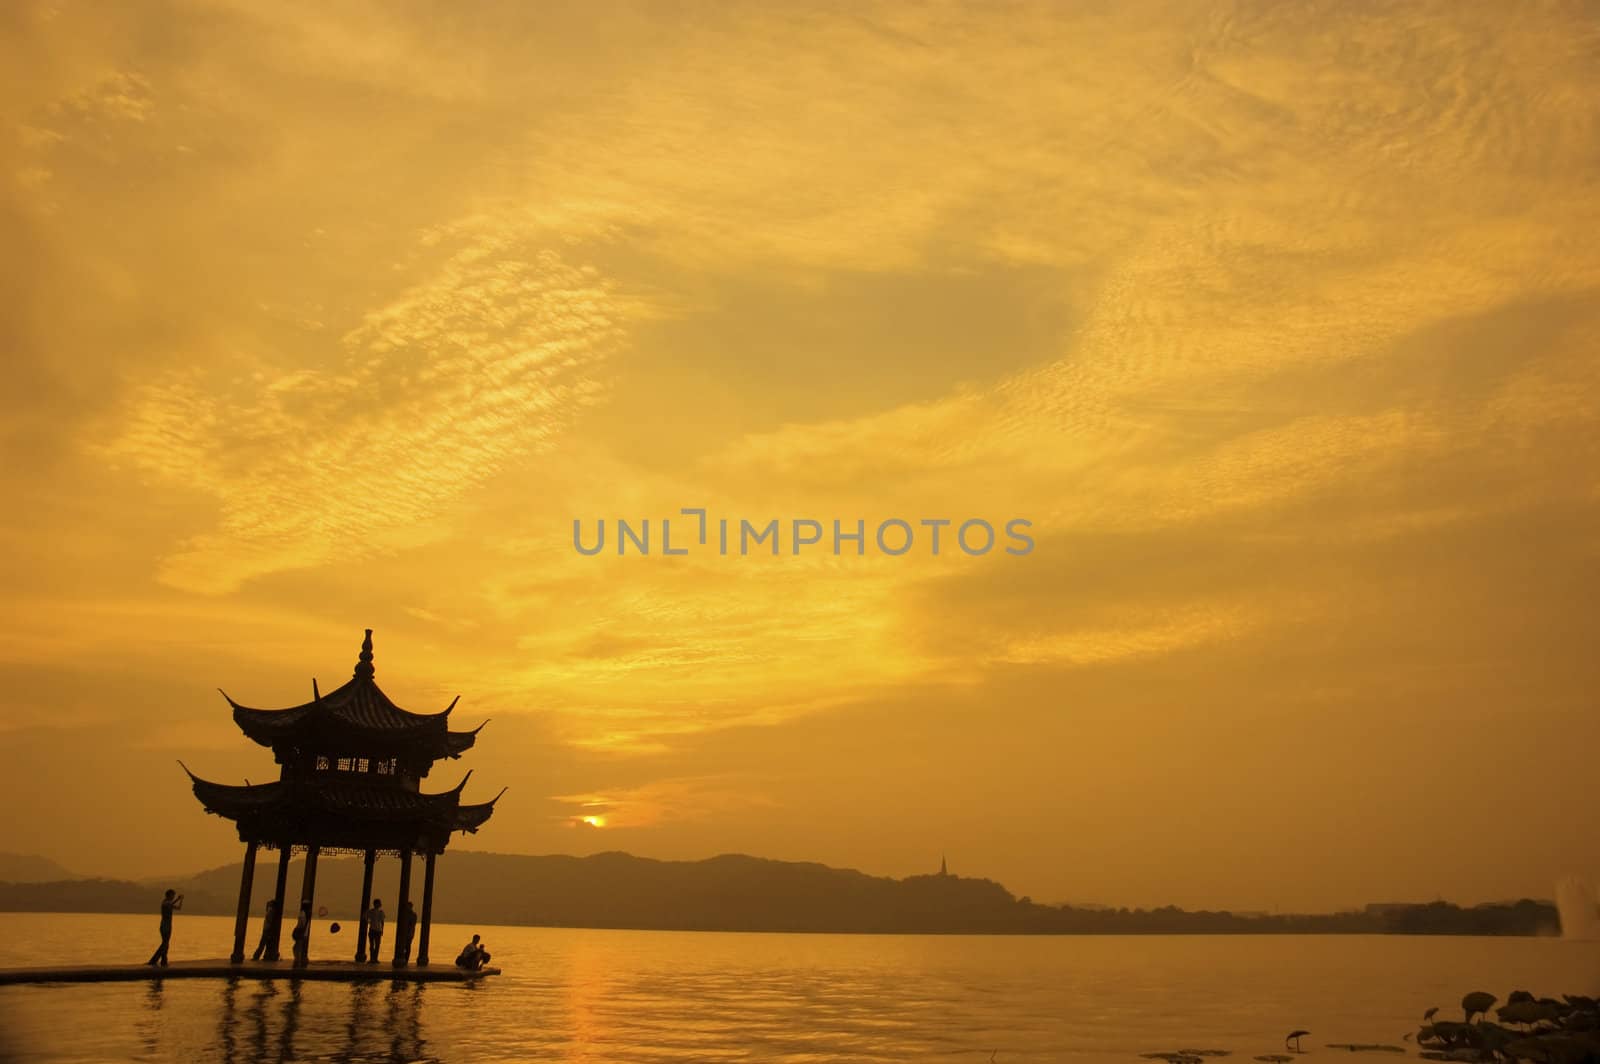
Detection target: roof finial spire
<box><xmin>354</xmin><ymin>628</ymin><xmax>375</xmax><ymax>680</ymax></box>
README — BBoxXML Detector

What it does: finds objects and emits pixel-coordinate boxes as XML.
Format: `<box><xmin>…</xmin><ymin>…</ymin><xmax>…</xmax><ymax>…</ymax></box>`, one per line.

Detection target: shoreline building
<box><xmin>182</xmin><ymin>630</ymin><xmax>504</xmax><ymax>967</ymax></box>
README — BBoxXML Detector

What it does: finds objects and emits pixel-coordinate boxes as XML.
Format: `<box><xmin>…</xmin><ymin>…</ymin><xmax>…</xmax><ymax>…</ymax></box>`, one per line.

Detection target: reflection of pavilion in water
<box><xmin>210</xmin><ymin>976</ymin><xmax>430</xmax><ymax>1064</ymax></box>
<box><xmin>182</xmin><ymin>630</ymin><xmax>505</xmax><ymax>968</ymax></box>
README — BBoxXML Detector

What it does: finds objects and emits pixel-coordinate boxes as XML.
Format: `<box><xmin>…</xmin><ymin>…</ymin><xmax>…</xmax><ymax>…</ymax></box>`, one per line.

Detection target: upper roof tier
<box><xmin>223</xmin><ymin>630</ymin><xmax>486</xmax><ymax>760</ymax></box>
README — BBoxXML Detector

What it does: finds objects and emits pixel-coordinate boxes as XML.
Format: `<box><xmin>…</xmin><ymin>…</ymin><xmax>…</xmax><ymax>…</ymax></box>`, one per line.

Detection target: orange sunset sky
<box><xmin>1</xmin><ymin>0</ymin><xmax>1597</xmax><ymax>912</ymax></box>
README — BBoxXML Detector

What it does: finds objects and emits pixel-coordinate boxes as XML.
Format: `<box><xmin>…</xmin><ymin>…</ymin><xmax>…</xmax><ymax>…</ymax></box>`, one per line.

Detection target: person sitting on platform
<box><xmin>251</xmin><ymin>898</ymin><xmax>281</xmax><ymax>961</ymax></box>
<box><xmin>394</xmin><ymin>900</ymin><xmax>418</xmax><ymax>965</ymax></box>
<box><xmin>291</xmin><ymin>900</ymin><xmax>312</xmax><ymax>966</ymax></box>
<box><xmin>146</xmin><ymin>889</ymin><xmax>183</xmax><ymax>966</ymax></box>
<box><xmin>366</xmin><ymin>898</ymin><xmax>385</xmax><ymax>963</ymax></box>
<box><xmin>454</xmin><ymin>934</ymin><xmax>491</xmax><ymax>970</ymax></box>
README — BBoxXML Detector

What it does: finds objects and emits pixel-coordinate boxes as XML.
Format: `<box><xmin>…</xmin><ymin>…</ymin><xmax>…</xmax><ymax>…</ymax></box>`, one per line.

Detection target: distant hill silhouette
<box><xmin>0</xmin><ymin>852</ymin><xmax>79</xmax><ymax>883</ymax></box>
<box><xmin>0</xmin><ymin>850</ymin><xmax>1559</xmax><ymax>936</ymax></box>
<box><xmin>0</xmin><ymin>877</ymin><xmax>174</xmax><ymax>914</ymax></box>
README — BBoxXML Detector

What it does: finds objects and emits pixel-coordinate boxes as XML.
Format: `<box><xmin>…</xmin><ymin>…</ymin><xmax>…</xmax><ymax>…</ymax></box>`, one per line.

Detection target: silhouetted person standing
<box><xmin>251</xmin><ymin>898</ymin><xmax>280</xmax><ymax>961</ymax></box>
<box><xmin>394</xmin><ymin>900</ymin><xmax>417</xmax><ymax>965</ymax></box>
<box><xmin>366</xmin><ymin>898</ymin><xmax>385</xmax><ymax>963</ymax></box>
<box><xmin>291</xmin><ymin>900</ymin><xmax>312</xmax><ymax>967</ymax></box>
<box><xmin>146</xmin><ymin>889</ymin><xmax>183</xmax><ymax>966</ymax></box>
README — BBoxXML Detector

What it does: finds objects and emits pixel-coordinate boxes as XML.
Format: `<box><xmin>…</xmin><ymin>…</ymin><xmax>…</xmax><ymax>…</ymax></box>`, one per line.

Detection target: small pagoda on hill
<box><xmin>182</xmin><ymin>629</ymin><xmax>504</xmax><ymax>968</ymax></box>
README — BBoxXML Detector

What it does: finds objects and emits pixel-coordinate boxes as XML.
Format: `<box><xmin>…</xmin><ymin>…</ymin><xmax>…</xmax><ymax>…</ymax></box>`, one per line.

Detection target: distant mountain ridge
<box><xmin>0</xmin><ymin>849</ymin><xmax>1561</xmax><ymax>936</ymax></box>
<box><xmin>0</xmin><ymin>852</ymin><xmax>79</xmax><ymax>883</ymax></box>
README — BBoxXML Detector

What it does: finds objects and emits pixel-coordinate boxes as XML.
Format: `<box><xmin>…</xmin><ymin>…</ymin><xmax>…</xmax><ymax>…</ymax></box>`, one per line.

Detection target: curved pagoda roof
<box><xmin>222</xmin><ymin>630</ymin><xmax>485</xmax><ymax>760</ymax></box>
<box><xmin>182</xmin><ymin>763</ymin><xmax>505</xmax><ymax>851</ymax></box>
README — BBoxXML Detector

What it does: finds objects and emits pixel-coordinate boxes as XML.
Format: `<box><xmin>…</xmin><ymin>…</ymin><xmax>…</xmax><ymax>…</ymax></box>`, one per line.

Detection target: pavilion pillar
<box><xmin>417</xmin><ymin>851</ymin><xmax>437</xmax><ymax>966</ymax></box>
<box><xmin>355</xmin><ymin>849</ymin><xmax>376</xmax><ymax>962</ymax></box>
<box><xmin>266</xmin><ymin>844</ymin><xmax>291</xmax><ymax>961</ymax></box>
<box><xmin>294</xmin><ymin>844</ymin><xmax>320</xmax><ymax>968</ymax></box>
<box><xmin>392</xmin><ymin>847</ymin><xmax>412</xmax><ymax>967</ymax></box>
<box><xmin>229</xmin><ymin>840</ymin><xmax>258</xmax><ymax>963</ymax></box>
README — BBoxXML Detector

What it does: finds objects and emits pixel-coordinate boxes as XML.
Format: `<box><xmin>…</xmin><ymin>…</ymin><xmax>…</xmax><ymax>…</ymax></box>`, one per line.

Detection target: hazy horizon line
<box><xmin>4</xmin><ymin>847</ymin><xmax>1566</xmax><ymax>917</ymax></box>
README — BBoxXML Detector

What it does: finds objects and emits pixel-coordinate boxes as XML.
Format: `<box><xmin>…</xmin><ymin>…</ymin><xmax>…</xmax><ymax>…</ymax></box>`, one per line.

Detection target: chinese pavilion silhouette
<box><xmin>181</xmin><ymin>629</ymin><xmax>504</xmax><ymax>968</ymax></box>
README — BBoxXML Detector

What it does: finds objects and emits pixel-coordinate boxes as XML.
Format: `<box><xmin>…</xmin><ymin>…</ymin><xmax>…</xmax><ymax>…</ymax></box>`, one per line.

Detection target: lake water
<box><xmin>0</xmin><ymin>914</ymin><xmax>1596</xmax><ymax>1063</ymax></box>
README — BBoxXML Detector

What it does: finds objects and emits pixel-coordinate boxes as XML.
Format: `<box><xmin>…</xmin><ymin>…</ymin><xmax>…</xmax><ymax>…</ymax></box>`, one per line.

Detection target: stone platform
<box><xmin>0</xmin><ymin>958</ymin><xmax>500</xmax><ymax>986</ymax></box>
